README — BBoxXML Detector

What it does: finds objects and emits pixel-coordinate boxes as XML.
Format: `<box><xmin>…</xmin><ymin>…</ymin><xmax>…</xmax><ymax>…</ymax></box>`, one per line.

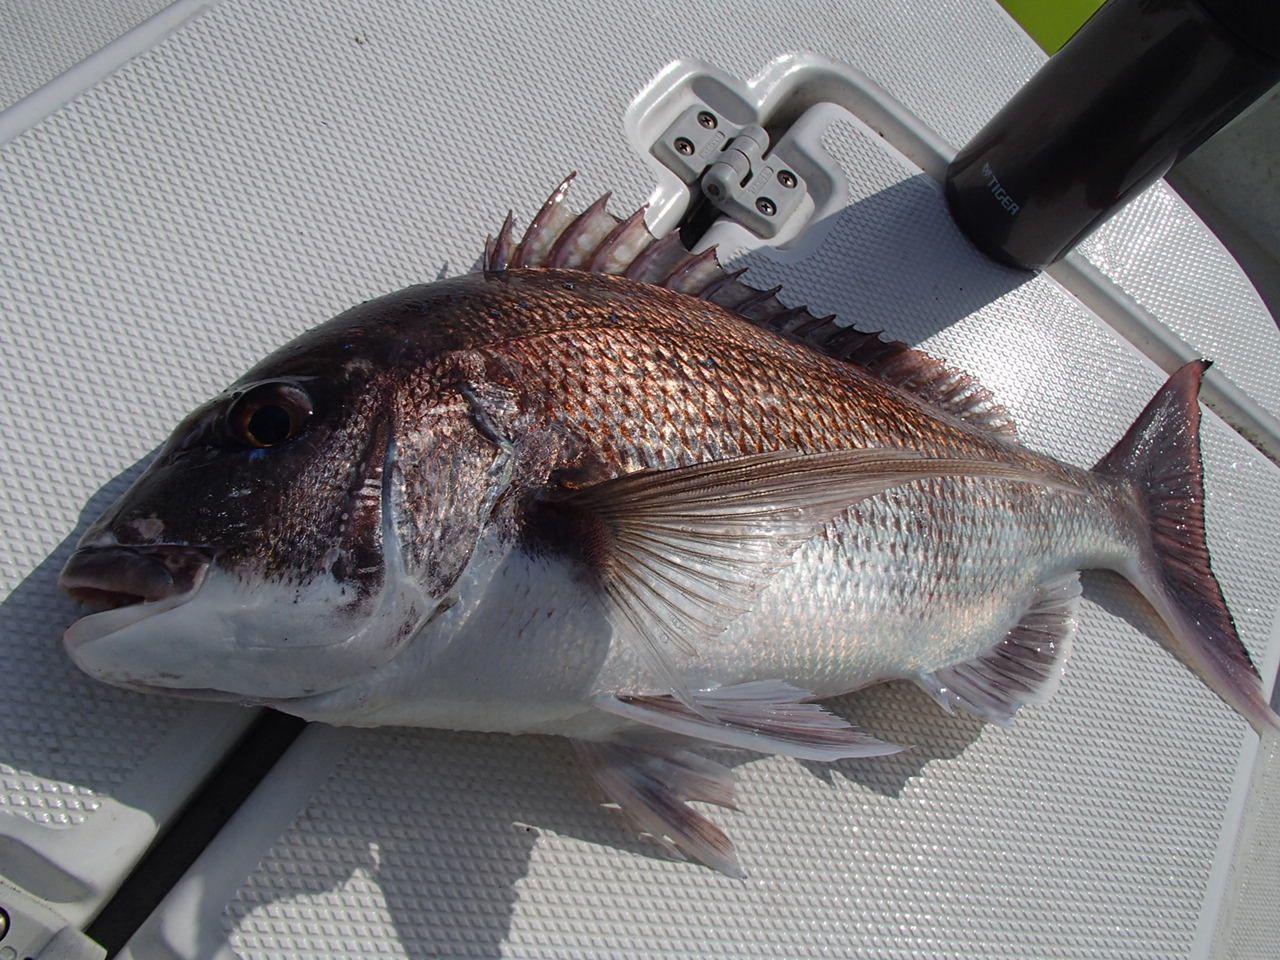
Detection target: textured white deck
<box><xmin>0</xmin><ymin>0</ymin><xmax>171</xmax><ymax>111</ymax></box>
<box><xmin>1</xmin><ymin>1</ymin><xmax>1277</xmax><ymax>957</ymax></box>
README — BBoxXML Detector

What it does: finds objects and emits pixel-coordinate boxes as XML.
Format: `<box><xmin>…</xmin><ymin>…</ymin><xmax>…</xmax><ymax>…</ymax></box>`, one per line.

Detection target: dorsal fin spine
<box><xmin>623</xmin><ymin>231</ymin><xmax>680</xmax><ymax>281</ymax></box>
<box><xmin>485</xmin><ymin>211</ymin><xmax>516</xmax><ymax>272</ymax></box>
<box><xmin>549</xmin><ymin>192</ymin><xmax>613</xmax><ymax>269</ymax></box>
<box><xmin>481</xmin><ymin>177</ymin><xmax>1018</xmax><ymax>438</ymax></box>
<box><xmin>698</xmin><ymin>267</ymin><xmax>748</xmax><ymax>301</ymax></box>
<box><xmin>664</xmin><ymin>245</ymin><xmax>716</xmax><ymax>285</ymax></box>
<box><xmin>589</xmin><ymin>206</ymin><xmax>648</xmax><ymax>274</ymax></box>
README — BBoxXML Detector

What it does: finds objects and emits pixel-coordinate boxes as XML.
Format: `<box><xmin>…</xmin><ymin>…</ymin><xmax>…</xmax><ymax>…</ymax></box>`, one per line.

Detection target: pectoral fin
<box><xmin>554</xmin><ymin>447</ymin><xmax>1068</xmax><ymax>702</ymax></box>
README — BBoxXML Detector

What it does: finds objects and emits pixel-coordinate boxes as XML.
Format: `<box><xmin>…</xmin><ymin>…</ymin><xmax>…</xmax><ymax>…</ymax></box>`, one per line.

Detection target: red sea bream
<box><xmin>58</xmin><ymin>178</ymin><xmax>1278</xmax><ymax>874</ymax></box>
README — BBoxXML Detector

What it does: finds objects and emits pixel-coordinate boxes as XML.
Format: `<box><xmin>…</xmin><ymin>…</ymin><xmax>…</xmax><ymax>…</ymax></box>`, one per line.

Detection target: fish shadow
<box><xmin>0</xmin><ymin>449</ymin><xmax>177</xmax><ymax>794</ymax></box>
<box><xmin>203</xmin><ymin>702</ymin><xmax>988</xmax><ymax>960</ymax></box>
<box><xmin>201</xmin><ymin>727</ymin><xmax>552</xmax><ymax>960</ymax></box>
<box><xmin>733</xmin><ymin>173</ymin><xmax>1032</xmax><ymax>348</ymax></box>
<box><xmin>798</xmin><ymin>681</ymin><xmax>987</xmax><ymax>796</ymax></box>
<box><xmin>195</xmin><ymin>727</ymin><xmax>719</xmax><ymax>959</ymax></box>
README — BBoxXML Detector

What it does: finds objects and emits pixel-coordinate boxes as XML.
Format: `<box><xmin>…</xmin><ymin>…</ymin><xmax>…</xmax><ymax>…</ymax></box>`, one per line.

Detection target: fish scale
<box><xmin>429</xmin><ymin>273</ymin><xmax>1130</xmax><ymax>691</ymax></box>
<box><xmin>480</xmin><ymin>277</ymin><xmax>1016</xmax><ymax>467</ymax></box>
<box><xmin>57</xmin><ymin>178</ymin><xmax>1277</xmax><ymax>875</ymax></box>
<box><xmin>577</xmin><ymin>473</ymin><xmax>1118</xmax><ymax>695</ymax></box>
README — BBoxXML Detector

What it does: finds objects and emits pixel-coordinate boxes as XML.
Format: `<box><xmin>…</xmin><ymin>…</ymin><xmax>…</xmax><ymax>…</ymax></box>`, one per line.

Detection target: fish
<box><xmin>58</xmin><ymin>175</ymin><xmax>1278</xmax><ymax>876</ymax></box>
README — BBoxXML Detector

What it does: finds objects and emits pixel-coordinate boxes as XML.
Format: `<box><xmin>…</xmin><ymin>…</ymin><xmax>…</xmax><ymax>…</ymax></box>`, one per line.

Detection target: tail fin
<box><xmin>1095</xmin><ymin>360</ymin><xmax>1277</xmax><ymax>734</ymax></box>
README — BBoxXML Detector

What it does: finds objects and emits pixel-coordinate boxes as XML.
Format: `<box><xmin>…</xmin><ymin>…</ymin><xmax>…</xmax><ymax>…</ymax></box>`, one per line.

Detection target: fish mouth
<box><xmin>59</xmin><ymin>546</ymin><xmax>381</xmax><ymax>704</ymax></box>
<box><xmin>60</xmin><ymin>547</ymin><xmax>268</xmax><ymax>702</ymax></box>
<box><xmin>60</xmin><ymin>543</ymin><xmax>212</xmax><ymax>607</ymax></box>
<box><xmin>60</xmin><ymin>544</ymin><xmax>213</xmax><ymax>649</ymax></box>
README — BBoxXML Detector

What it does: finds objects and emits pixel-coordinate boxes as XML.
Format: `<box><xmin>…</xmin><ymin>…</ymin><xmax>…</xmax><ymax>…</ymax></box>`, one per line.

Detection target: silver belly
<box><xmin>289</xmin><ymin>477</ymin><xmax>1135</xmax><ymax>733</ymax></box>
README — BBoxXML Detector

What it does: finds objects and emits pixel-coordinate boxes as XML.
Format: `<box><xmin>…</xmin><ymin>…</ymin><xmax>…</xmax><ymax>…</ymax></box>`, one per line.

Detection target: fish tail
<box><xmin>1095</xmin><ymin>360</ymin><xmax>1277</xmax><ymax>734</ymax></box>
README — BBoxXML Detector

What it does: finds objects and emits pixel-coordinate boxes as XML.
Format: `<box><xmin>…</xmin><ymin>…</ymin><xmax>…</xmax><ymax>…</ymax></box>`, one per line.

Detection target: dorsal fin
<box><xmin>766</xmin><ymin>314</ymin><xmax>1018</xmax><ymax>439</ymax></box>
<box><xmin>482</xmin><ymin>174</ymin><xmax>1017</xmax><ymax>438</ymax></box>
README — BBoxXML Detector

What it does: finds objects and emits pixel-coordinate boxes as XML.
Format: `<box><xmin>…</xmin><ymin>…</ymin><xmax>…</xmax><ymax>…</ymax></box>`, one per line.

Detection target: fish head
<box><xmin>57</xmin><ymin>293</ymin><xmax>484</xmax><ymax>705</ymax></box>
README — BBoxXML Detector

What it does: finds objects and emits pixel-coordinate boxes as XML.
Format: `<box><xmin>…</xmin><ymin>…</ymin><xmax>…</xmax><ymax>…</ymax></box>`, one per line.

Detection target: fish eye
<box><xmin>228</xmin><ymin>382</ymin><xmax>313</xmax><ymax>448</ymax></box>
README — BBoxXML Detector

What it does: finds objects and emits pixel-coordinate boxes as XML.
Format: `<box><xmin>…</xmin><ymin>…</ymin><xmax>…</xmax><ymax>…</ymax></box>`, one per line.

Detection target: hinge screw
<box><xmin>675</xmin><ymin>137</ymin><xmax>695</xmax><ymax>156</ymax></box>
<box><xmin>756</xmin><ymin>197</ymin><xmax>776</xmax><ymax>216</ymax></box>
<box><xmin>777</xmin><ymin>170</ymin><xmax>797</xmax><ymax>189</ymax></box>
<box><xmin>697</xmin><ymin>111</ymin><xmax>717</xmax><ymax>129</ymax></box>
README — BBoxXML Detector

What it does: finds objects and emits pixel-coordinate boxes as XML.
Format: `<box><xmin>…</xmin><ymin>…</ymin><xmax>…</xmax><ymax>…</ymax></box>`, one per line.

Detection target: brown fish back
<box><xmin>454</xmin><ymin>269</ymin><xmax>1035</xmax><ymax>485</ymax></box>
<box><xmin>484</xmin><ymin>175</ymin><xmax>1017</xmax><ymax>439</ymax></box>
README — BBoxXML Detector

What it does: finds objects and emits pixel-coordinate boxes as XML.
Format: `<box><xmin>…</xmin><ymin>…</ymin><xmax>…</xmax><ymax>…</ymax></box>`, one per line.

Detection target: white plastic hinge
<box><xmin>651</xmin><ymin>105</ymin><xmax>807</xmax><ymax>238</ymax></box>
<box><xmin>0</xmin><ymin>880</ymin><xmax>104</xmax><ymax>960</ymax></box>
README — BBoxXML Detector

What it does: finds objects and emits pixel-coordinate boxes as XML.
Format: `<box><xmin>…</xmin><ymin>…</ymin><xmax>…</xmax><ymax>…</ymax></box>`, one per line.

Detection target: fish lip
<box><xmin>61</xmin><ymin>561</ymin><xmax>366</xmax><ymax>705</ymax></box>
<box><xmin>61</xmin><ymin>574</ymin><xmax>277</xmax><ymax>704</ymax></box>
<box><xmin>59</xmin><ymin>543</ymin><xmax>213</xmax><ymax>609</ymax></box>
<box><xmin>62</xmin><ymin>546</ymin><xmax>213</xmax><ymax>653</ymax></box>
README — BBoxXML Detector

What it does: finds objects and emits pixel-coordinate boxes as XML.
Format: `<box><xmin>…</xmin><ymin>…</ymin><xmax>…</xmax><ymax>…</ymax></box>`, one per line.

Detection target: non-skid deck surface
<box><xmin>1</xmin><ymin>1</ymin><xmax>1277</xmax><ymax>957</ymax></box>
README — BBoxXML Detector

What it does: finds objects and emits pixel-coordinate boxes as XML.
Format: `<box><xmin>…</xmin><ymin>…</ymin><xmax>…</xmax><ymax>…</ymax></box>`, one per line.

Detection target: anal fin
<box><xmin>597</xmin><ymin>680</ymin><xmax>903</xmax><ymax>761</ymax></box>
<box><xmin>917</xmin><ymin>573</ymin><xmax>1081</xmax><ymax>725</ymax></box>
<box><xmin>574</xmin><ymin>736</ymin><xmax>743</xmax><ymax>877</ymax></box>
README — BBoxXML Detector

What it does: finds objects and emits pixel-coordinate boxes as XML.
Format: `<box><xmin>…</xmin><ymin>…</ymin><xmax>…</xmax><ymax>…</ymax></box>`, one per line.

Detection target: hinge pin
<box><xmin>651</xmin><ymin>105</ymin><xmax>807</xmax><ymax>238</ymax></box>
